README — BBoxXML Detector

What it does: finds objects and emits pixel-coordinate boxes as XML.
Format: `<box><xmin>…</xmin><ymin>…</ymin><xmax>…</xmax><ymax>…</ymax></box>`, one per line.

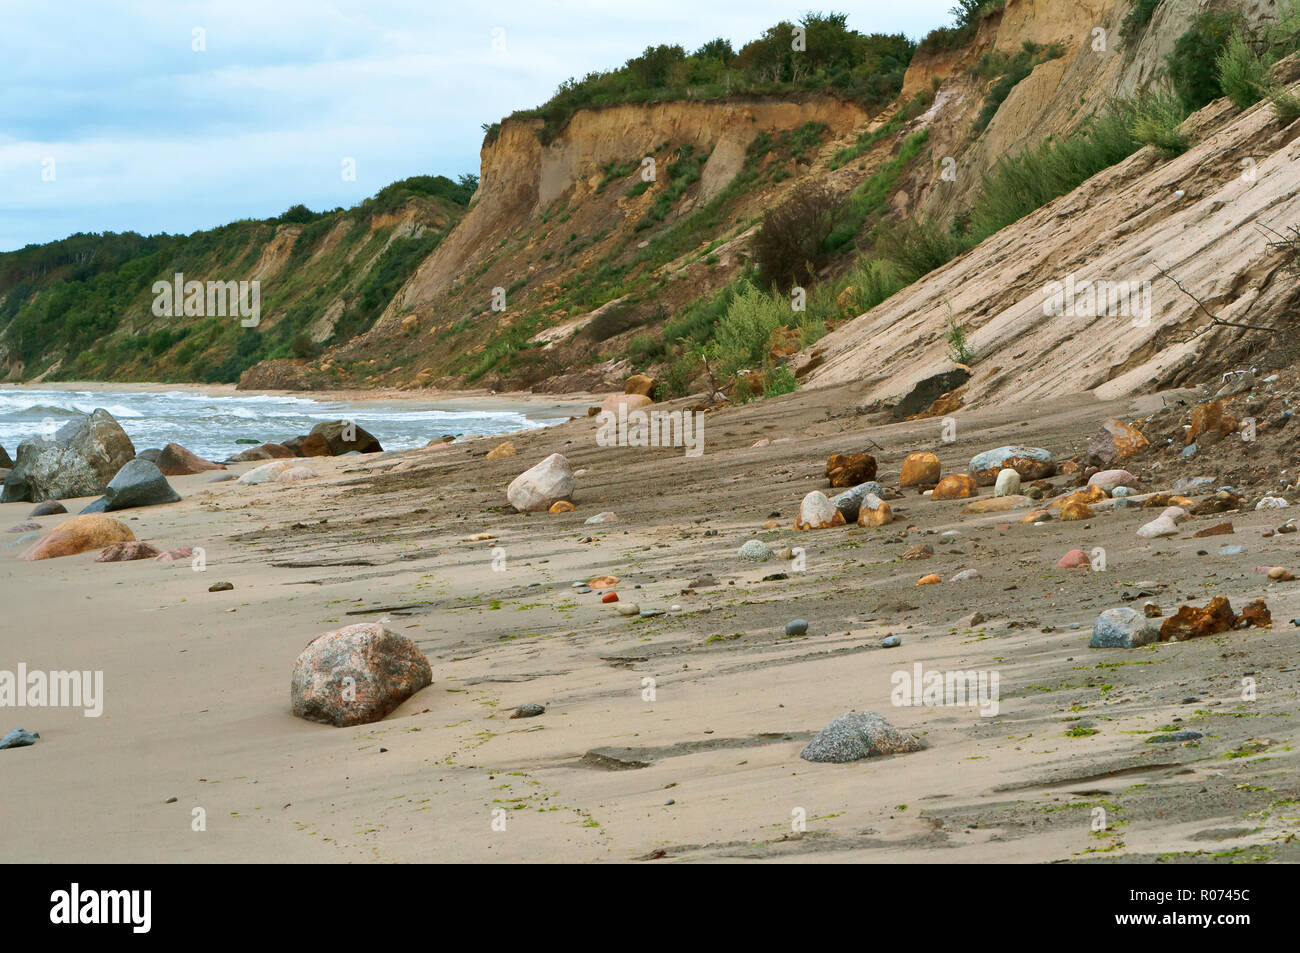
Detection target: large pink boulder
<box><xmin>290</xmin><ymin>623</ymin><xmax>433</xmax><ymax>727</ymax></box>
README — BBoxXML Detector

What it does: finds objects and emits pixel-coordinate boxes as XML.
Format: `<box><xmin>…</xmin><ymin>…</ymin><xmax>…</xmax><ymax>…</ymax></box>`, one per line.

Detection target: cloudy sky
<box><xmin>0</xmin><ymin>0</ymin><xmax>955</xmax><ymax>251</ymax></box>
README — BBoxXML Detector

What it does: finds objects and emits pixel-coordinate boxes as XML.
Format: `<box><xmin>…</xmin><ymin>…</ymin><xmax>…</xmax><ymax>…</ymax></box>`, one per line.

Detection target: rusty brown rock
<box><xmin>932</xmin><ymin>473</ymin><xmax>977</xmax><ymax>500</ymax></box>
<box><xmin>1059</xmin><ymin>501</ymin><xmax>1094</xmax><ymax>521</ymax></box>
<box><xmin>1159</xmin><ymin>597</ymin><xmax>1237</xmax><ymax>642</ymax></box>
<box><xmin>899</xmin><ymin>452</ymin><xmax>941</xmax><ymax>487</ymax></box>
<box><xmin>548</xmin><ymin>500</ymin><xmax>576</xmax><ymax>513</ymax></box>
<box><xmin>485</xmin><ymin>440</ymin><xmax>517</xmax><ymax>461</ymax></box>
<box><xmin>1085</xmin><ymin>419</ymin><xmax>1150</xmax><ymax>467</ymax></box>
<box><xmin>290</xmin><ymin>623</ymin><xmax>433</xmax><ymax>727</ymax></box>
<box><xmin>1188</xmin><ymin>400</ymin><xmax>1237</xmax><ymax>446</ymax></box>
<box><xmin>20</xmin><ymin>515</ymin><xmax>135</xmax><ymax>561</ymax></box>
<box><xmin>155</xmin><ymin>443</ymin><xmax>226</xmax><ymax>475</ymax></box>
<box><xmin>1240</xmin><ymin>600</ymin><xmax>1271</xmax><ymax>629</ymax></box>
<box><xmin>826</xmin><ymin>452</ymin><xmax>877</xmax><ymax>488</ymax></box>
<box><xmin>1193</xmin><ymin>522</ymin><xmax>1234</xmax><ymax>538</ymax></box>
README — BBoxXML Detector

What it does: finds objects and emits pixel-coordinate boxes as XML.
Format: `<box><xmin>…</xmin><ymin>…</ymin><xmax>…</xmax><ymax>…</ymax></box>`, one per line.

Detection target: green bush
<box><xmin>1130</xmin><ymin>92</ymin><xmax>1190</xmax><ymax>154</ymax></box>
<box><xmin>753</xmin><ymin>184</ymin><xmax>838</xmax><ymax>288</ymax></box>
<box><xmin>1216</xmin><ymin>31</ymin><xmax>1268</xmax><ymax>109</ymax></box>
<box><xmin>1268</xmin><ymin>84</ymin><xmax>1300</xmax><ymax>124</ymax></box>
<box><xmin>711</xmin><ymin>283</ymin><xmax>790</xmax><ymax>378</ymax></box>
<box><xmin>1168</xmin><ymin>12</ymin><xmax>1243</xmax><ymax>109</ymax></box>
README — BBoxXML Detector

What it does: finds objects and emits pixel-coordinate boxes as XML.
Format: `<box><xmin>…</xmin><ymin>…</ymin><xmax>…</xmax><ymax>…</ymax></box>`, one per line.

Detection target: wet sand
<box><xmin>1</xmin><ymin>381</ymin><xmax>1297</xmax><ymax>862</ymax></box>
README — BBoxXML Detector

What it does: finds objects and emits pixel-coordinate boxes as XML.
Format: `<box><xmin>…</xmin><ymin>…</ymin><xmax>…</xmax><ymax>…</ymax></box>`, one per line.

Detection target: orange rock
<box><xmin>899</xmin><ymin>452</ymin><xmax>941</xmax><ymax>487</ymax></box>
<box><xmin>1085</xmin><ymin>419</ymin><xmax>1149</xmax><ymax>466</ymax></box>
<box><xmin>1052</xmin><ymin>485</ymin><xmax>1107</xmax><ymax>508</ymax></box>
<box><xmin>1059</xmin><ymin>501</ymin><xmax>1094</xmax><ymax>521</ymax></box>
<box><xmin>20</xmin><ymin>515</ymin><xmax>135</xmax><ymax>561</ymax></box>
<box><xmin>485</xmin><ymin>440</ymin><xmax>517</xmax><ymax>460</ymax></box>
<box><xmin>548</xmin><ymin>500</ymin><xmax>576</xmax><ymax>513</ymax></box>
<box><xmin>601</xmin><ymin>592</ymin><xmax>619</xmax><ymax>604</ymax></box>
<box><xmin>624</xmin><ymin>374</ymin><xmax>656</xmax><ymax>398</ymax></box>
<box><xmin>1188</xmin><ymin>400</ymin><xmax>1237</xmax><ymax>446</ymax></box>
<box><xmin>859</xmin><ymin>499</ymin><xmax>892</xmax><ymax>527</ymax></box>
<box><xmin>1240</xmin><ymin>599</ymin><xmax>1271</xmax><ymax>629</ymax></box>
<box><xmin>588</xmin><ymin>575</ymin><xmax>620</xmax><ymax>589</ymax></box>
<box><xmin>916</xmin><ymin>573</ymin><xmax>941</xmax><ymax>586</ymax></box>
<box><xmin>1159</xmin><ymin>596</ymin><xmax>1236</xmax><ymax>641</ymax></box>
<box><xmin>1020</xmin><ymin>509</ymin><xmax>1051</xmax><ymax>523</ymax></box>
<box><xmin>932</xmin><ymin>473</ymin><xmax>977</xmax><ymax>500</ymax></box>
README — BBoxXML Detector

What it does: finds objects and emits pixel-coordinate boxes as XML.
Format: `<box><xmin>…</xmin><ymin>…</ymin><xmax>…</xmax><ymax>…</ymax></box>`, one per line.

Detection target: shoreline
<box><xmin>0</xmin><ymin>380</ymin><xmax>601</xmax><ymax>418</ymax></box>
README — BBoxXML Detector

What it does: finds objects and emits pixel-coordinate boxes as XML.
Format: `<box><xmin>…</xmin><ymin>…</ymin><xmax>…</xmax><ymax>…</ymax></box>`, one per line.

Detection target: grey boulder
<box><xmin>80</xmin><ymin>459</ymin><xmax>181</xmax><ymax>513</ymax></box>
<box><xmin>1089</xmin><ymin>607</ymin><xmax>1159</xmax><ymax>649</ymax></box>
<box><xmin>1</xmin><ymin>409</ymin><xmax>135</xmax><ymax>503</ymax></box>
<box><xmin>800</xmin><ymin>711</ymin><xmax>926</xmax><ymax>763</ymax></box>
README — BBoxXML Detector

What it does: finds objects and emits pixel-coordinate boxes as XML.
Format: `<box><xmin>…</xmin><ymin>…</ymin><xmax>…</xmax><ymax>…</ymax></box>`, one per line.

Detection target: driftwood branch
<box><xmin>1156</xmin><ymin>266</ymin><xmax>1279</xmax><ymax>337</ymax></box>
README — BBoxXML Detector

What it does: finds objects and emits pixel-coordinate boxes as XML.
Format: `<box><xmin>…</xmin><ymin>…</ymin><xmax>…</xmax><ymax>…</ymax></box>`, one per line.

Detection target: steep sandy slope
<box><xmin>802</xmin><ymin>69</ymin><xmax>1300</xmax><ymax>406</ymax></box>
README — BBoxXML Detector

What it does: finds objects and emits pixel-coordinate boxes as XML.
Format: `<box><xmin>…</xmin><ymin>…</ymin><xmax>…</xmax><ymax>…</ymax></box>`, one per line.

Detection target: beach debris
<box><xmin>97</xmin><ymin>541</ymin><xmax>161</xmax><ymax>562</ymax></box>
<box><xmin>969</xmin><ymin>446</ymin><xmax>1055</xmax><ymax>485</ymax></box>
<box><xmin>20</xmin><ymin>515</ymin><xmax>134</xmax><ymax>561</ymax></box>
<box><xmin>800</xmin><ymin>711</ymin><xmax>926</xmax><ymax>763</ymax></box>
<box><xmin>507</xmin><ymin>453</ymin><xmax>574</xmax><ymax>512</ymax></box>
<box><xmin>826</xmin><ymin>452</ymin><xmax>876</xmax><ymax>488</ymax></box>
<box><xmin>1</xmin><ymin>408</ymin><xmax>135</xmax><ymax>504</ymax></box>
<box><xmin>290</xmin><ymin>622</ymin><xmax>432</xmax><ymax>727</ymax></box>
<box><xmin>794</xmin><ymin>490</ymin><xmax>845</xmax><ymax>529</ymax></box>
<box><xmin>1090</xmin><ymin>607</ymin><xmax>1160</xmax><ymax>648</ymax></box>
<box><xmin>511</xmin><ymin>703</ymin><xmax>545</xmax><ymax>719</ymax></box>
<box><xmin>899</xmin><ymin>452</ymin><xmax>941</xmax><ymax>487</ymax></box>
<box><xmin>0</xmin><ymin>729</ymin><xmax>39</xmax><ymax>750</ymax></box>
<box><xmin>932</xmin><ymin>473</ymin><xmax>977</xmax><ymax>500</ymax></box>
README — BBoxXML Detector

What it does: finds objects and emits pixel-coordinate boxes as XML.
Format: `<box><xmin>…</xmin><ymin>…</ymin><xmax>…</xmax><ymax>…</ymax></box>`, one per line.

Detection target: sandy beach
<box><xmin>2</xmin><ymin>380</ymin><xmax>1296</xmax><ymax>863</ymax></box>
